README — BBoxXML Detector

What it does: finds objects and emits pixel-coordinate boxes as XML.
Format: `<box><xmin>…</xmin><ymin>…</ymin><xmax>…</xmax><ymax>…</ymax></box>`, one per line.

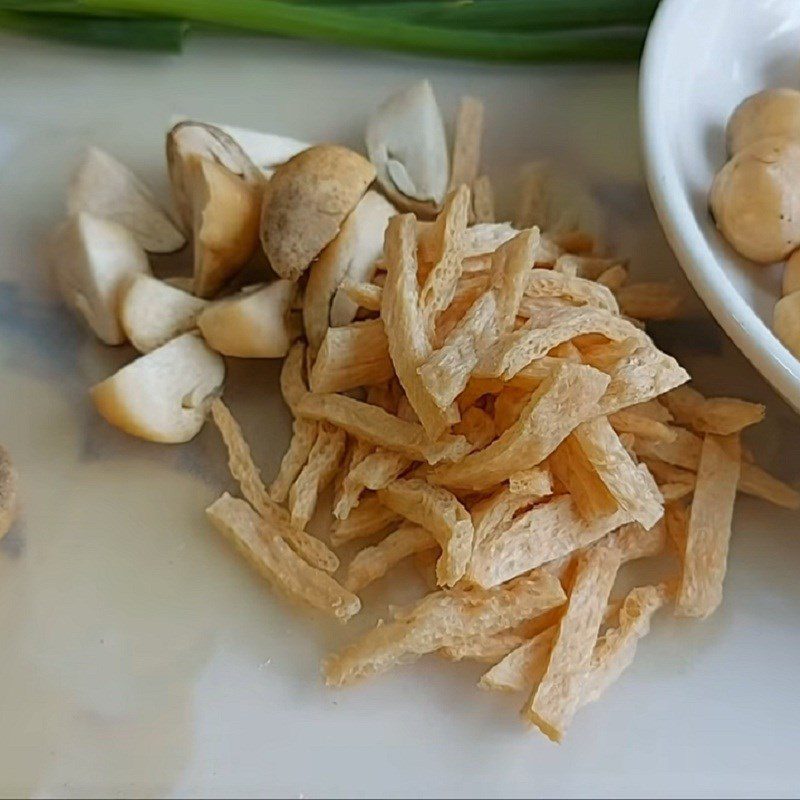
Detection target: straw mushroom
<box><xmin>303</xmin><ymin>190</ymin><xmax>396</xmax><ymax>352</ymax></box>
<box><xmin>198</xmin><ymin>280</ymin><xmax>297</xmax><ymax>358</ymax></box>
<box><xmin>260</xmin><ymin>145</ymin><xmax>375</xmax><ymax>282</ymax></box>
<box><xmin>91</xmin><ymin>332</ymin><xmax>224</xmax><ymax>443</ymax></box>
<box><xmin>365</xmin><ymin>79</ymin><xmax>449</xmax><ymax>219</ymax></box>
<box><xmin>709</xmin><ymin>136</ymin><xmax>800</xmax><ymax>263</ymax></box>
<box><xmin>68</xmin><ymin>146</ymin><xmax>185</xmax><ymax>253</ymax></box>
<box><xmin>120</xmin><ymin>274</ymin><xmax>210</xmax><ymax>353</ymax></box>
<box><xmin>186</xmin><ymin>156</ymin><xmax>263</xmax><ymax>298</ymax></box>
<box><xmin>0</xmin><ymin>445</ymin><xmax>17</xmax><ymax>540</ymax></box>
<box><xmin>52</xmin><ymin>212</ymin><xmax>151</xmax><ymax>345</ymax></box>
<box><xmin>166</xmin><ymin>120</ymin><xmax>263</xmax><ymax>231</ymax></box>
<box><xmin>726</xmin><ymin>88</ymin><xmax>800</xmax><ymax>156</ymax></box>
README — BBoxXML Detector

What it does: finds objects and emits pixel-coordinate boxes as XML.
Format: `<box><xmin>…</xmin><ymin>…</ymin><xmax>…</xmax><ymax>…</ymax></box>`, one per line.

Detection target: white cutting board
<box><xmin>1</xmin><ymin>30</ymin><xmax>799</xmax><ymax>799</ymax></box>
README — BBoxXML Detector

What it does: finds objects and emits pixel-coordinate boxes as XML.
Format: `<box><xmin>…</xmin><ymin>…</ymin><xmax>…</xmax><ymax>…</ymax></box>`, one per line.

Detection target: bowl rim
<box><xmin>639</xmin><ymin>0</ymin><xmax>800</xmax><ymax>413</ymax></box>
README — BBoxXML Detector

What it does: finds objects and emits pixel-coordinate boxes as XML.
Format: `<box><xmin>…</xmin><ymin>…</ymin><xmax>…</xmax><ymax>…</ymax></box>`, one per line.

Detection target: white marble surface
<box><xmin>0</xmin><ymin>30</ymin><xmax>799</xmax><ymax>800</ymax></box>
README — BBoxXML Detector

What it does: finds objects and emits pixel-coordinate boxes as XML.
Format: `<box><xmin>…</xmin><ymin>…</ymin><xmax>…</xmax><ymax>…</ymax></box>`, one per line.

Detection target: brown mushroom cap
<box><xmin>261</xmin><ymin>145</ymin><xmax>376</xmax><ymax>282</ymax></box>
<box><xmin>709</xmin><ymin>136</ymin><xmax>800</xmax><ymax>263</ymax></box>
<box><xmin>726</xmin><ymin>88</ymin><xmax>800</xmax><ymax>156</ymax></box>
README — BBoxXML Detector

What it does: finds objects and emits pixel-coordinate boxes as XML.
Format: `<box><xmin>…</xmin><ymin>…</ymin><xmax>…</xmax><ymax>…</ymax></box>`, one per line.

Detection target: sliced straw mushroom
<box><xmin>198</xmin><ymin>280</ymin><xmax>296</xmax><ymax>358</ymax></box>
<box><xmin>166</xmin><ymin>120</ymin><xmax>263</xmax><ymax>232</ymax></box>
<box><xmin>188</xmin><ymin>156</ymin><xmax>263</xmax><ymax>298</ymax></box>
<box><xmin>303</xmin><ymin>190</ymin><xmax>396</xmax><ymax>351</ymax></box>
<box><xmin>68</xmin><ymin>146</ymin><xmax>185</xmax><ymax>253</ymax></box>
<box><xmin>0</xmin><ymin>445</ymin><xmax>17</xmax><ymax>540</ymax></box>
<box><xmin>709</xmin><ymin>136</ymin><xmax>800</xmax><ymax>263</ymax></box>
<box><xmin>120</xmin><ymin>274</ymin><xmax>210</xmax><ymax>353</ymax></box>
<box><xmin>91</xmin><ymin>332</ymin><xmax>224</xmax><ymax>443</ymax></box>
<box><xmin>365</xmin><ymin>79</ymin><xmax>449</xmax><ymax>219</ymax></box>
<box><xmin>51</xmin><ymin>212</ymin><xmax>150</xmax><ymax>345</ymax></box>
<box><xmin>163</xmin><ymin>275</ymin><xmax>196</xmax><ymax>293</ymax></box>
<box><xmin>774</xmin><ymin>291</ymin><xmax>800</xmax><ymax>358</ymax></box>
<box><xmin>261</xmin><ymin>145</ymin><xmax>375</xmax><ymax>282</ymax></box>
<box><xmin>727</xmin><ymin>88</ymin><xmax>800</xmax><ymax>156</ymax></box>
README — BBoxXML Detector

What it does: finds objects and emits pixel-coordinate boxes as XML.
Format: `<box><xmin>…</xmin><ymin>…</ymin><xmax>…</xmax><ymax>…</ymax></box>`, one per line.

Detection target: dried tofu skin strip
<box><xmin>608</xmin><ymin>408</ymin><xmax>677</xmax><ymax>443</ymax></box>
<box><xmin>523</xmin><ymin>544</ymin><xmax>621</xmax><ymax>742</ymax></box>
<box><xmin>572</xmin><ymin>416</ymin><xmax>664</xmax><ymax>529</ymax></box>
<box><xmin>429</xmin><ymin>363</ymin><xmax>610</xmax><ymax>491</ymax></box>
<box><xmin>690</xmin><ymin>397</ymin><xmax>765</xmax><ymax>435</ymax></box>
<box><xmin>491</xmin><ymin>229</ymin><xmax>541</xmax><ymax>332</ymax></box>
<box><xmin>207</xmin><ymin>494</ymin><xmax>359</xmax><ymax>621</ymax></box>
<box><xmin>453</xmin><ymin>406</ymin><xmax>496</xmax><ymax>450</ymax></box>
<box><xmin>471</xmin><ymin>487</ymin><xmax>536</xmax><ymax>548</ymax></box>
<box><xmin>281</xmin><ymin>341</ymin><xmax>309</xmax><ymax>414</ymax></box>
<box><xmin>442</xmin><ymin>622</ymin><xmax>545</xmax><ymax>665</ymax></box>
<box><xmin>595</xmin><ymin>344</ymin><xmax>690</xmax><ymax>417</ymax></box>
<box><xmin>339</xmin><ymin>280</ymin><xmax>383</xmax><ymax>313</ymax></box>
<box><xmin>477</xmin><ymin>306</ymin><xmax>647</xmax><ymax>381</ymax></box>
<box><xmin>479</xmin><ymin>626</ymin><xmax>557</xmax><ymax>693</ymax></box>
<box><xmin>676</xmin><ymin>434</ymin><xmax>741</xmax><ymax>618</ymax></box>
<box><xmin>296</xmin><ymin>391</ymin><xmax>469</xmax><ymax>465</ymax></box>
<box><xmin>417</xmin><ymin>289</ymin><xmax>499</xmax><ymax>410</ymax></box>
<box><xmin>330</xmin><ymin>493</ymin><xmax>401</xmax><ymax>547</ymax></box>
<box><xmin>467</xmin><ymin>494</ymin><xmax>630</xmax><ymax>588</ymax></box>
<box><xmin>269</xmin><ymin>418</ymin><xmax>318</xmax><ymax>504</ymax></box>
<box><xmin>472</xmin><ymin>175</ymin><xmax>495</xmax><ymax>223</ymax></box>
<box><xmin>382</xmin><ymin>213</ymin><xmax>452</xmax><ymax>438</ymax></box>
<box><xmin>637</xmin><ymin>431</ymin><xmax>800</xmax><ymax>509</ymax></box>
<box><xmin>418</xmin><ymin>185</ymin><xmax>471</xmax><ymax>325</ymax></box>
<box><xmin>309</xmin><ymin>319</ymin><xmax>393</xmax><ymax>393</ymax></box>
<box><xmin>549</xmin><ymin>435</ymin><xmax>618</xmax><ymax>521</ymax></box>
<box><xmin>448</xmin><ymin>96</ymin><xmax>484</xmax><ymax>192</ymax></box>
<box><xmin>322</xmin><ymin>570</ymin><xmax>565</xmax><ymax>686</ymax></box>
<box><xmin>379</xmin><ymin>477</ymin><xmax>474</xmax><ymax>587</ymax></box>
<box><xmin>211</xmin><ymin>400</ymin><xmax>339</xmax><ymax>573</ymax></box>
<box><xmin>344</xmin><ymin>524</ymin><xmax>437</xmax><ymax>593</ymax></box>
<box><xmin>433</xmin><ymin>270</ymin><xmax>491</xmax><ymax>347</ymax></box>
<box><xmin>582</xmin><ymin>584</ymin><xmax>668</xmax><ymax>706</ymax></box>
<box><xmin>332</xmin><ymin>437</ymin><xmax>375</xmax><ymax>520</ymax></box>
<box><xmin>524</xmin><ymin>269</ymin><xmax>619</xmax><ymax>314</ymax></box>
<box><xmin>508</xmin><ymin>464</ymin><xmax>553</xmax><ymax>498</ymax></box>
<box><xmin>335</xmin><ymin>447</ymin><xmax>411</xmax><ymax>520</ymax></box>
<box><xmin>288</xmin><ymin>422</ymin><xmax>347</xmax><ymax>530</ymax></box>
<box><xmin>616</xmin><ymin>282</ymin><xmax>683</xmax><ymax>321</ymax></box>
<box><xmin>595</xmin><ymin>263</ymin><xmax>628</xmax><ymax>290</ymax></box>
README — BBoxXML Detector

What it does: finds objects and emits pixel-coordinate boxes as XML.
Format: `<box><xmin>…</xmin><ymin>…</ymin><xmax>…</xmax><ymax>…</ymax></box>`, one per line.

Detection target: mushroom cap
<box><xmin>120</xmin><ymin>274</ymin><xmax>209</xmax><ymax>353</ymax></box>
<box><xmin>0</xmin><ymin>445</ymin><xmax>17</xmax><ymax>541</ymax></box>
<box><xmin>260</xmin><ymin>144</ymin><xmax>375</xmax><ymax>282</ymax></box>
<box><xmin>709</xmin><ymin>136</ymin><xmax>800</xmax><ymax>263</ymax></box>
<box><xmin>774</xmin><ymin>290</ymin><xmax>800</xmax><ymax>358</ymax></box>
<box><xmin>52</xmin><ymin>212</ymin><xmax>151</xmax><ymax>345</ymax></box>
<box><xmin>198</xmin><ymin>280</ymin><xmax>296</xmax><ymax>358</ymax></box>
<box><xmin>726</xmin><ymin>88</ymin><xmax>800</xmax><ymax>156</ymax></box>
<box><xmin>167</xmin><ymin>121</ymin><xmax>263</xmax><ymax>231</ymax></box>
<box><xmin>91</xmin><ymin>332</ymin><xmax>225</xmax><ymax>443</ymax></box>
<box><xmin>68</xmin><ymin>146</ymin><xmax>185</xmax><ymax>253</ymax></box>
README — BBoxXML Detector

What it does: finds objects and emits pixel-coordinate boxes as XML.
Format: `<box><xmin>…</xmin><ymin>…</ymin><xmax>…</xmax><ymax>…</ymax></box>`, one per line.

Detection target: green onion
<box><xmin>281</xmin><ymin>0</ymin><xmax>660</xmax><ymax>31</ymax></box>
<box><xmin>81</xmin><ymin>0</ymin><xmax>647</xmax><ymax>61</ymax></box>
<box><xmin>0</xmin><ymin>9</ymin><xmax>185</xmax><ymax>49</ymax></box>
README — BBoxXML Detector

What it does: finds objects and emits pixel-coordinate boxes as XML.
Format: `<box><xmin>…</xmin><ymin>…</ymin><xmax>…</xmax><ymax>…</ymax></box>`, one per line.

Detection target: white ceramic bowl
<box><xmin>640</xmin><ymin>0</ymin><xmax>800</xmax><ymax>412</ymax></box>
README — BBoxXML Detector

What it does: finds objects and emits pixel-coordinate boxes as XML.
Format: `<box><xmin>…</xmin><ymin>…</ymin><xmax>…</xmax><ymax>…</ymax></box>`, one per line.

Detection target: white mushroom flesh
<box><xmin>726</xmin><ymin>88</ymin><xmax>800</xmax><ymax>156</ymax></box>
